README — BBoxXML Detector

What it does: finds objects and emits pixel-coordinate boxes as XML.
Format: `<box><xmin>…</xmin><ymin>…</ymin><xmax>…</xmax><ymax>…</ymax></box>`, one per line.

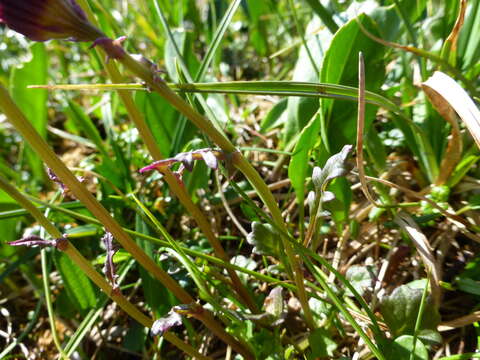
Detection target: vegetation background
<box><xmin>0</xmin><ymin>0</ymin><xmax>480</xmax><ymax>359</ymax></box>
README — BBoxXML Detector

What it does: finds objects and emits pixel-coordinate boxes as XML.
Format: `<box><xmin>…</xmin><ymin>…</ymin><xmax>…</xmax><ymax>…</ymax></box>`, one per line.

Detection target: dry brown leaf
<box><xmin>394</xmin><ymin>212</ymin><xmax>441</xmax><ymax>305</ymax></box>
<box><xmin>443</xmin><ymin>0</ymin><xmax>467</xmax><ymax>64</ymax></box>
<box><xmin>422</xmin><ymin>71</ymin><xmax>480</xmax><ymax>150</ymax></box>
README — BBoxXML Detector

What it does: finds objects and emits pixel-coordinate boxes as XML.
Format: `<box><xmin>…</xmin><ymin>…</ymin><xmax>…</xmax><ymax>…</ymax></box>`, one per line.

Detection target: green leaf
<box><xmin>312</xmin><ymin>145</ymin><xmax>352</xmax><ymax>192</ymax></box>
<box><xmin>345</xmin><ymin>265</ymin><xmax>376</xmax><ymax>297</ymax></box>
<box><xmin>325</xmin><ymin>177</ymin><xmax>352</xmax><ymax>228</ymax></box>
<box><xmin>288</xmin><ymin>113</ymin><xmax>321</xmax><ymax>204</ymax></box>
<box><xmin>455</xmin><ymin>277</ymin><xmax>480</xmax><ymax>296</ymax></box>
<box><xmin>243</xmin><ymin>0</ymin><xmax>272</xmax><ymax>56</ymax></box>
<box><xmin>164</xmin><ymin>29</ymin><xmax>200</xmax><ymax>82</ymax></box>
<box><xmin>380</xmin><ymin>284</ymin><xmax>441</xmax><ymax>337</ymax></box>
<box><xmin>308</xmin><ymin>328</ymin><xmax>338</xmax><ymax>359</ymax></box>
<box><xmin>134</xmin><ymin>91</ymin><xmax>179</xmax><ymax>157</ymax></box>
<box><xmin>10</xmin><ymin>43</ymin><xmax>48</xmax><ymax>180</ymax></box>
<box><xmin>261</xmin><ymin>98</ymin><xmax>288</xmax><ymax>132</ymax></box>
<box><xmin>393</xmin><ymin>0</ymin><xmax>427</xmax><ymax>24</ymax></box>
<box><xmin>64</xmin><ymin>100</ymin><xmax>110</xmax><ymax>160</ymax></box>
<box><xmin>457</xmin><ymin>0</ymin><xmax>480</xmax><ymax>71</ymax></box>
<box><xmin>135</xmin><ymin>215</ymin><xmax>174</xmax><ymax>317</ymax></box>
<box><xmin>417</xmin><ymin>329</ymin><xmax>442</xmax><ymax>345</ymax></box>
<box><xmin>123</xmin><ymin>321</ymin><xmax>147</xmax><ymax>352</ymax></box>
<box><xmin>388</xmin><ymin>335</ymin><xmax>428</xmax><ymax>360</ymax></box>
<box><xmin>283</xmin><ymin>16</ymin><xmax>332</xmax><ymax>145</ymax></box>
<box><xmin>320</xmin><ymin>13</ymin><xmax>386</xmax><ymax>153</ymax></box>
<box><xmin>53</xmin><ymin>251</ymin><xmax>97</xmax><ymax>312</ymax></box>
<box><xmin>246</xmin><ymin>222</ymin><xmax>281</xmax><ymax>257</ymax></box>
<box><xmin>365</xmin><ymin>126</ymin><xmax>387</xmax><ymax>172</ymax></box>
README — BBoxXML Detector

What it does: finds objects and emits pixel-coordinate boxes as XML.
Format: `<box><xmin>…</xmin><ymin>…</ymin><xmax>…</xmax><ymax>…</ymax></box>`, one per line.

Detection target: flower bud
<box><xmin>0</xmin><ymin>0</ymin><xmax>104</xmax><ymax>42</ymax></box>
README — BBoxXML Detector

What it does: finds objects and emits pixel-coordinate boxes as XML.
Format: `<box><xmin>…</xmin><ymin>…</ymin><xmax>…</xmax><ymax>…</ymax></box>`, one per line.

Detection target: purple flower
<box><xmin>9</xmin><ymin>234</ymin><xmax>69</xmax><ymax>251</ymax></box>
<box><xmin>140</xmin><ymin>149</ymin><xmax>223</xmax><ymax>174</ymax></box>
<box><xmin>0</xmin><ymin>0</ymin><xmax>104</xmax><ymax>42</ymax></box>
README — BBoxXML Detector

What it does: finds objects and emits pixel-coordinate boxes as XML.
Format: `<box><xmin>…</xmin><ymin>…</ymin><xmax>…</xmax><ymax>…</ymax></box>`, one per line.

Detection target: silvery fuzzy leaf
<box><xmin>201</xmin><ymin>151</ymin><xmax>218</xmax><ymax>170</ymax></box>
<box><xmin>307</xmin><ymin>190</ymin><xmax>316</xmax><ymax>213</ymax></box>
<box><xmin>312</xmin><ymin>166</ymin><xmax>323</xmax><ymax>190</ymax></box>
<box><xmin>311</xmin><ymin>145</ymin><xmax>352</xmax><ymax>191</ymax></box>
<box><xmin>321</xmin><ymin>191</ymin><xmax>335</xmax><ymax>203</ymax></box>
<box><xmin>247</xmin><ymin>222</ymin><xmax>281</xmax><ymax>257</ymax></box>
<box><xmin>264</xmin><ymin>286</ymin><xmax>283</xmax><ymax>319</ymax></box>
<box><xmin>151</xmin><ymin>310</ymin><xmax>183</xmax><ymax>336</ymax></box>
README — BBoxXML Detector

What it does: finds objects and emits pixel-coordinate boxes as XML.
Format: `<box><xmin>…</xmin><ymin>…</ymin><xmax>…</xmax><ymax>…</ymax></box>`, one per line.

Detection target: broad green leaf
<box><xmin>303</xmin><ymin>0</ymin><xmax>339</xmax><ymax>33</ymax></box>
<box><xmin>388</xmin><ymin>335</ymin><xmax>428</xmax><ymax>360</ymax></box>
<box><xmin>10</xmin><ymin>43</ymin><xmax>48</xmax><ymax>180</ymax></box>
<box><xmin>365</xmin><ymin>126</ymin><xmax>387</xmax><ymax>172</ymax></box>
<box><xmin>247</xmin><ymin>222</ymin><xmax>281</xmax><ymax>257</ymax></box>
<box><xmin>325</xmin><ymin>177</ymin><xmax>352</xmax><ymax>228</ymax></box>
<box><xmin>307</xmin><ymin>328</ymin><xmax>337</xmax><ymax>359</ymax></box>
<box><xmin>458</xmin><ymin>0</ymin><xmax>480</xmax><ymax>72</ymax></box>
<box><xmin>165</xmin><ymin>29</ymin><xmax>200</xmax><ymax>83</ymax></box>
<box><xmin>288</xmin><ymin>113</ymin><xmax>321</xmax><ymax>204</ymax></box>
<box><xmin>369</xmin><ymin>4</ymin><xmax>402</xmax><ymax>42</ymax></box>
<box><xmin>320</xmin><ymin>13</ymin><xmax>386</xmax><ymax>153</ymax></box>
<box><xmin>64</xmin><ymin>100</ymin><xmax>110</xmax><ymax>159</ymax></box>
<box><xmin>456</xmin><ymin>277</ymin><xmax>480</xmax><ymax>296</ymax></box>
<box><xmin>418</xmin><ymin>329</ymin><xmax>442</xmax><ymax>345</ymax></box>
<box><xmin>53</xmin><ymin>251</ymin><xmax>97</xmax><ymax>312</ymax></box>
<box><xmin>392</xmin><ymin>0</ymin><xmax>427</xmax><ymax>25</ymax></box>
<box><xmin>123</xmin><ymin>322</ymin><xmax>147</xmax><ymax>352</ymax></box>
<box><xmin>243</xmin><ymin>0</ymin><xmax>272</xmax><ymax>56</ymax></box>
<box><xmin>206</xmin><ymin>93</ymin><xmax>229</xmax><ymax>127</ymax></box>
<box><xmin>261</xmin><ymin>98</ymin><xmax>288</xmax><ymax>132</ymax></box>
<box><xmin>135</xmin><ymin>215</ymin><xmax>174</xmax><ymax>317</ymax></box>
<box><xmin>345</xmin><ymin>265</ymin><xmax>376</xmax><ymax>297</ymax></box>
<box><xmin>134</xmin><ymin>91</ymin><xmax>178</xmax><ymax>157</ymax></box>
<box><xmin>283</xmin><ymin>16</ymin><xmax>332</xmax><ymax>145</ymax></box>
<box><xmin>380</xmin><ymin>284</ymin><xmax>441</xmax><ymax>337</ymax></box>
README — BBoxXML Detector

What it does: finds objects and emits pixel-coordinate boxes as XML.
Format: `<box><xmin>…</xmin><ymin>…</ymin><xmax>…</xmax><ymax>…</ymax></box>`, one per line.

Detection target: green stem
<box><xmin>118</xmin><ymin>44</ymin><xmax>315</xmax><ymax>328</ymax></box>
<box><xmin>0</xmin><ymin>174</ymin><xmax>211</xmax><ymax>360</ymax></box>
<box><xmin>288</xmin><ymin>0</ymin><xmax>319</xmax><ymax>75</ymax></box>
<box><xmin>24</xmin><ymin>194</ymin><xmax>301</xmax><ymax>295</ymax></box>
<box><xmin>303</xmin><ymin>0</ymin><xmax>339</xmax><ymax>33</ymax></box>
<box><xmin>41</xmin><ymin>249</ymin><xmax>70</xmax><ymax>360</ymax></box>
<box><xmin>77</xmin><ymin>0</ymin><xmax>257</xmax><ymax>313</ymax></box>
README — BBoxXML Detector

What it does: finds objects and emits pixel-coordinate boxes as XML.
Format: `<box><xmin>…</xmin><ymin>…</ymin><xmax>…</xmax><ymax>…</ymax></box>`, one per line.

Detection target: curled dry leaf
<box><xmin>394</xmin><ymin>212</ymin><xmax>441</xmax><ymax>305</ymax></box>
<box><xmin>422</xmin><ymin>71</ymin><xmax>480</xmax><ymax>150</ymax></box>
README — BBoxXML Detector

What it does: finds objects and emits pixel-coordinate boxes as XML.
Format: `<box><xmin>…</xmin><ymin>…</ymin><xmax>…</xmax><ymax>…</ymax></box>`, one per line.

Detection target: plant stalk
<box><xmin>0</xmin><ymin>175</ymin><xmax>211</xmax><ymax>359</ymax></box>
<box><xmin>115</xmin><ymin>51</ymin><xmax>313</xmax><ymax>329</ymax></box>
<box><xmin>0</xmin><ymin>84</ymin><xmax>253</xmax><ymax>359</ymax></box>
<box><xmin>77</xmin><ymin>0</ymin><xmax>257</xmax><ymax>313</ymax></box>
